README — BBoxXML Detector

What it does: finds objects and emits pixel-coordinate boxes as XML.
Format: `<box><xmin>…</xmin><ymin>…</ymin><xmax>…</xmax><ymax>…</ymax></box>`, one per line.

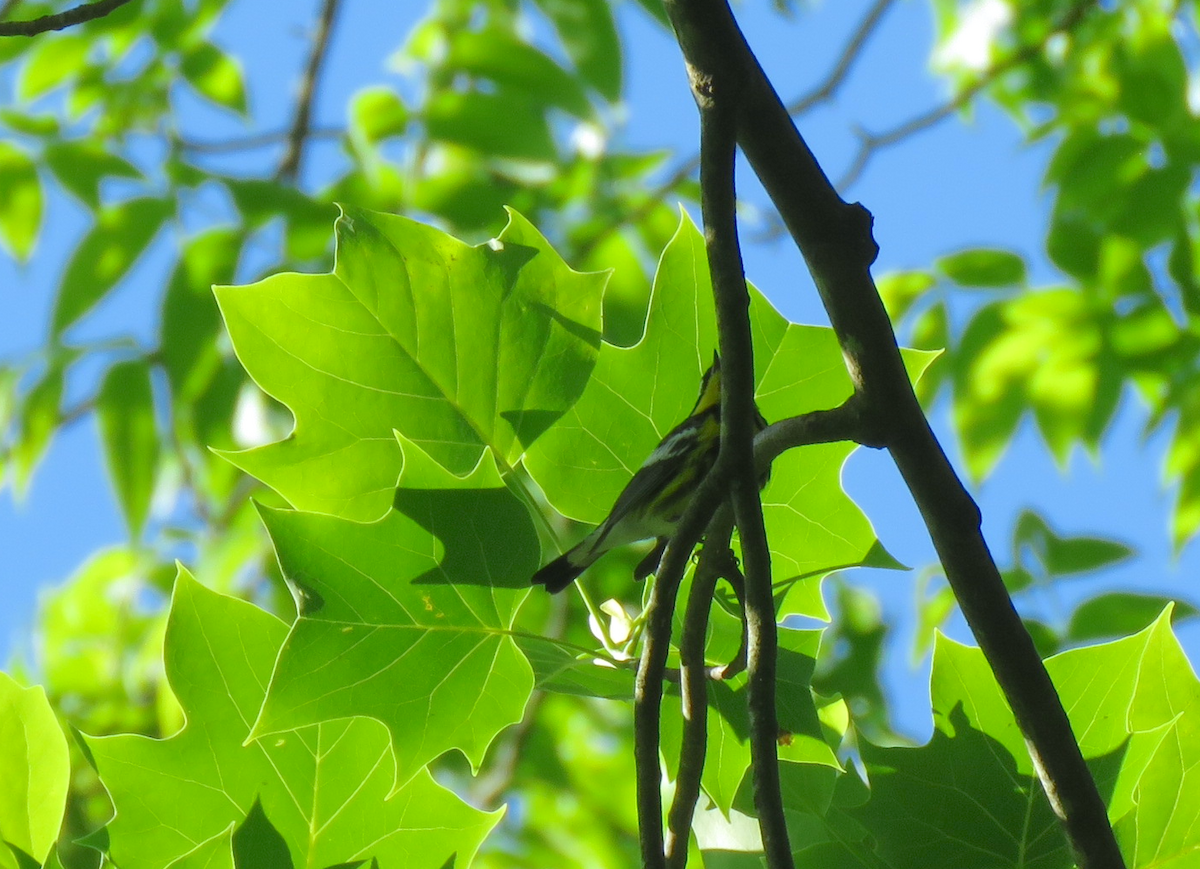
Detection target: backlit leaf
<box><xmin>87</xmin><ymin>572</ymin><xmax>499</xmax><ymax>869</ymax></box>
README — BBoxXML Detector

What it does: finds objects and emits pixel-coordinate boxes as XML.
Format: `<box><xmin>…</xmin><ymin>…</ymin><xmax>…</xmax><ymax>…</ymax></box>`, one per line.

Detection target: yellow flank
<box><xmin>692</xmin><ymin>366</ymin><xmax>723</xmax><ymax>415</ymax></box>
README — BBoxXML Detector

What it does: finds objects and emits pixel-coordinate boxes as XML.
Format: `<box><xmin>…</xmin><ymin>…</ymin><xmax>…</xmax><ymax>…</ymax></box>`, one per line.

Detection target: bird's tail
<box><xmin>531</xmin><ymin>548</ymin><xmax>590</xmax><ymax>594</ymax></box>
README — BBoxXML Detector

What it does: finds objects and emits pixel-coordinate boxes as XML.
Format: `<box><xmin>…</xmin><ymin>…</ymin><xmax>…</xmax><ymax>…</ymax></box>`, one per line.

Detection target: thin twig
<box><xmin>709</xmin><ymin>556</ymin><xmax>747</xmax><ymax>681</ymax></box>
<box><xmin>180</xmin><ymin>127</ymin><xmax>343</xmax><ymax>155</ymax></box>
<box><xmin>836</xmin><ymin>0</ymin><xmax>1093</xmax><ymax>190</ymax></box>
<box><xmin>668</xmin><ymin>0</ymin><xmax>1125</xmax><ymax>867</ymax></box>
<box><xmin>575</xmin><ymin>0</ymin><xmax>894</xmax><ymax>265</ymax></box>
<box><xmin>786</xmin><ymin>0</ymin><xmax>897</xmax><ymax>116</ymax></box>
<box><xmin>634</xmin><ymin>459</ymin><xmax>745</xmax><ymax>867</ymax></box>
<box><xmin>694</xmin><ymin>69</ymin><xmax>795</xmax><ymax>869</ymax></box>
<box><xmin>665</xmin><ymin>510</ymin><xmax>735</xmax><ymax>867</ymax></box>
<box><xmin>0</xmin><ymin>0</ymin><xmax>133</xmax><ymax>36</ymax></box>
<box><xmin>276</xmin><ymin>0</ymin><xmax>342</xmax><ymax>183</ymax></box>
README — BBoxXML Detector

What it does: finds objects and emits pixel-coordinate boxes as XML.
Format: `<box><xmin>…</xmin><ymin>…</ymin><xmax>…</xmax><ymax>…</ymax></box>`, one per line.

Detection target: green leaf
<box><xmin>1066</xmin><ymin>592</ymin><xmax>1198</xmax><ymax>644</ymax></box>
<box><xmin>215</xmin><ymin>205</ymin><xmax>604</xmax><ymax>521</ymax></box>
<box><xmin>523</xmin><ymin>215</ymin><xmax>901</xmax><ymax>605</ymax></box>
<box><xmin>166</xmin><ymin>830</ymin><xmax>234</xmax><ymax>869</ymax></box>
<box><xmin>424</xmin><ymin>88</ymin><xmax>556</xmax><ymax>161</ymax></box>
<box><xmin>409</xmin><ymin>144</ymin><xmax>516</xmax><ymax>231</ymax></box>
<box><xmin>446</xmin><ymin>28</ymin><xmax>593</xmax><ymax>119</ymax></box>
<box><xmin>0</xmin><ymin>674</ymin><xmax>69</xmax><ymax>868</ymax></box>
<box><xmin>252</xmin><ymin>444</ymin><xmax>536</xmax><ymax>788</ymax></box>
<box><xmin>936</xmin><ymin>248</ymin><xmax>1027</xmax><ymax>287</ymax></box>
<box><xmin>179</xmin><ymin>41</ymin><xmax>247</xmax><ymax>114</ymax></box>
<box><xmin>96</xmin><ymin>359</ymin><xmax>160</xmax><ymax>538</ymax></box>
<box><xmin>43</xmin><ymin>141</ymin><xmax>142</xmax><ymax>209</ymax></box>
<box><xmin>349</xmin><ymin>86</ymin><xmax>409</xmax><ymax>145</ymax></box>
<box><xmin>160</xmin><ymin>229</ymin><xmax>243</xmax><ymax>401</ymax></box>
<box><xmin>12</xmin><ymin>364</ymin><xmax>63</xmax><ymax>497</ymax></box>
<box><xmin>876</xmin><ymin>270</ymin><xmax>935</xmax><ymax>320</ymax></box>
<box><xmin>51</xmin><ymin>197</ymin><xmax>172</xmax><ymax>336</ymax></box>
<box><xmin>231</xmin><ymin>799</ymin><xmax>291</xmax><ymax>869</ymax></box>
<box><xmin>843</xmin><ymin>614</ymin><xmax>1200</xmax><ymax>868</ymax></box>
<box><xmin>36</xmin><ymin>547</ymin><xmax>166</xmax><ymax>738</ymax></box>
<box><xmin>16</xmin><ymin>34</ymin><xmax>89</xmax><ymax>100</ymax></box>
<box><xmin>532</xmin><ymin>0</ymin><xmax>622</xmax><ymax>100</ymax></box>
<box><xmin>1114</xmin><ymin>22</ymin><xmax>1187</xmax><ymax>128</ymax></box>
<box><xmin>87</xmin><ymin>571</ymin><xmax>500</xmax><ymax>869</ymax></box>
<box><xmin>1013</xmin><ymin>510</ymin><xmax>1134</xmax><ymax>576</ymax></box>
<box><xmin>0</xmin><ymin>143</ymin><xmax>41</xmax><ymax>261</ymax></box>
<box><xmin>223</xmin><ymin>179</ymin><xmax>336</xmax><ymax>261</ymax></box>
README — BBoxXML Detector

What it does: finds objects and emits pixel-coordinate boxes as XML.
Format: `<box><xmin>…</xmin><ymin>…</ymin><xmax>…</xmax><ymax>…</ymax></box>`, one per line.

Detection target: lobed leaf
<box><xmin>215</xmin><ymin>205</ymin><xmax>604</xmax><ymax>521</ymax></box>
<box><xmin>87</xmin><ymin>571</ymin><xmax>499</xmax><ymax>869</ymax></box>
<box><xmin>252</xmin><ymin>443</ymin><xmax>536</xmax><ymax>788</ymax></box>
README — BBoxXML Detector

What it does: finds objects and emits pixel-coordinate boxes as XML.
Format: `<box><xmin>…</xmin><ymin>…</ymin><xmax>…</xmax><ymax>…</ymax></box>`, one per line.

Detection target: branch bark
<box><xmin>276</xmin><ymin>0</ymin><xmax>342</xmax><ymax>183</ymax></box>
<box><xmin>693</xmin><ymin>71</ymin><xmax>794</xmax><ymax>869</ymax></box>
<box><xmin>0</xmin><ymin>0</ymin><xmax>133</xmax><ymax>36</ymax></box>
<box><xmin>665</xmin><ymin>510</ymin><xmax>733</xmax><ymax>867</ymax></box>
<box><xmin>663</xmin><ymin>2</ymin><xmax>1124</xmax><ymax>869</ymax></box>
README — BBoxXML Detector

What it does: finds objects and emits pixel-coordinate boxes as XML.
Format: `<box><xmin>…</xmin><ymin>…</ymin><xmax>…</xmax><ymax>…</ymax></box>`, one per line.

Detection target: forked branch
<box><xmin>662</xmin><ymin>1</ymin><xmax>1124</xmax><ymax>868</ymax></box>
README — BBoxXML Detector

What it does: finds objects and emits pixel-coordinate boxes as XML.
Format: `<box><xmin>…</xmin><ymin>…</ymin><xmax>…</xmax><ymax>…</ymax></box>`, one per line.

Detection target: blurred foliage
<box><xmin>0</xmin><ymin>0</ymin><xmax>1198</xmax><ymax>866</ymax></box>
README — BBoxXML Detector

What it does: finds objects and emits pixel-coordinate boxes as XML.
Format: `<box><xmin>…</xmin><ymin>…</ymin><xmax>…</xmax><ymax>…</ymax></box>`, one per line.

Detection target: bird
<box><xmin>531</xmin><ymin>353</ymin><xmax>768</xmax><ymax>593</ymax></box>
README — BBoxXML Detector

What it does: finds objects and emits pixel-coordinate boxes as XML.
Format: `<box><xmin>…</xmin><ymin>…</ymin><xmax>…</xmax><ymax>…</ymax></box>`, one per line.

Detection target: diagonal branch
<box><xmin>276</xmin><ymin>0</ymin><xmax>342</xmax><ymax>183</ymax></box>
<box><xmin>181</xmin><ymin>126</ymin><xmax>343</xmax><ymax>155</ymax></box>
<box><xmin>786</xmin><ymin>0</ymin><xmax>897</xmax><ymax>116</ymax></box>
<box><xmin>665</xmin><ymin>508</ymin><xmax>734</xmax><ymax>868</ymax></box>
<box><xmin>691</xmin><ymin>63</ymin><xmax>794</xmax><ymax>869</ymax></box>
<box><xmin>635</xmin><ymin>463</ymin><xmax>738</xmax><ymax>869</ymax></box>
<box><xmin>664</xmin><ymin>1</ymin><xmax>1125</xmax><ymax>868</ymax></box>
<box><xmin>574</xmin><ymin>0</ymin><xmax>894</xmax><ymax>265</ymax></box>
<box><xmin>0</xmin><ymin>0</ymin><xmax>133</xmax><ymax>36</ymax></box>
<box><xmin>836</xmin><ymin>0</ymin><xmax>1092</xmax><ymax>190</ymax></box>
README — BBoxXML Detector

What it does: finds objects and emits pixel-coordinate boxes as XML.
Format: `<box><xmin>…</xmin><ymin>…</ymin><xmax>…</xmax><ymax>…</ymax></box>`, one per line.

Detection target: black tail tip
<box><xmin>531</xmin><ymin>553</ymin><xmax>585</xmax><ymax>594</ymax></box>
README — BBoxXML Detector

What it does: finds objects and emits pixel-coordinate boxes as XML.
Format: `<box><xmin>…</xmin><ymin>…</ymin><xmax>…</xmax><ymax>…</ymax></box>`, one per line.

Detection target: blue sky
<box><xmin>1</xmin><ymin>0</ymin><xmax>1197</xmax><ymax>739</ymax></box>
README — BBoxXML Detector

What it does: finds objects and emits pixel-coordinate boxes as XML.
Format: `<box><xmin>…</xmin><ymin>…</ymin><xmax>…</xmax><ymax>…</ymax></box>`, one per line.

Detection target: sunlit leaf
<box><xmin>425</xmin><ymin>88</ymin><xmax>556</xmax><ymax>161</ymax></box>
<box><xmin>179</xmin><ymin>41</ymin><xmax>247</xmax><ymax>115</ymax></box>
<box><xmin>50</xmin><ymin>197</ymin><xmax>173</xmax><ymax>336</ymax></box>
<box><xmin>0</xmin><ymin>143</ymin><xmax>40</xmax><ymax>262</ymax></box>
<box><xmin>215</xmin><ymin>205</ymin><xmax>604</xmax><ymax>521</ymax></box>
<box><xmin>12</xmin><ymin>365</ymin><xmax>63</xmax><ymax>497</ymax></box>
<box><xmin>937</xmin><ymin>248</ymin><xmax>1027</xmax><ymax>287</ymax></box>
<box><xmin>349</xmin><ymin>86</ymin><xmax>409</xmax><ymax>145</ymax></box>
<box><xmin>87</xmin><ymin>572</ymin><xmax>500</xmax><ymax>869</ymax></box>
<box><xmin>446</xmin><ymin>28</ymin><xmax>593</xmax><ymax>118</ymax></box>
<box><xmin>252</xmin><ymin>445</ymin><xmax>538</xmax><ymax>789</ymax></box>
<box><xmin>532</xmin><ymin>0</ymin><xmax>622</xmax><ymax>100</ymax></box>
<box><xmin>16</xmin><ymin>34</ymin><xmax>89</xmax><ymax>100</ymax></box>
<box><xmin>96</xmin><ymin>359</ymin><xmax>159</xmax><ymax>538</ymax></box>
<box><xmin>43</xmin><ymin>141</ymin><xmax>142</xmax><ymax>209</ymax></box>
<box><xmin>0</xmin><ymin>674</ymin><xmax>69</xmax><ymax>868</ymax></box>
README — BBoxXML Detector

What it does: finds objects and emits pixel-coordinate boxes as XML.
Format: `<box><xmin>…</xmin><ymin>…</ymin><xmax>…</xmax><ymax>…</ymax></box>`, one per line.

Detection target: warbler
<box><xmin>531</xmin><ymin>353</ymin><xmax>768</xmax><ymax>593</ymax></box>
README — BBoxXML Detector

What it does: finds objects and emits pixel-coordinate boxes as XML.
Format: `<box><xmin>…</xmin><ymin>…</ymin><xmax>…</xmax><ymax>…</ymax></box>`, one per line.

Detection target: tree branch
<box><xmin>276</xmin><ymin>0</ymin><xmax>342</xmax><ymax>183</ymax></box>
<box><xmin>665</xmin><ymin>1</ymin><xmax>1125</xmax><ymax>868</ymax></box>
<box><xmin>635</xmin><ymin>465</ymin><xmax>736</xmax><ymax>869</ymax></box>
<box><xmin>180</xmin><ymin>127</ymin><xmax>343</xmax><ymax>155</ymax></box>
<box><xmin>691</xmin><ymin>61</ymin><xmax>794</xmax><ymax>869</ymax></box>
<box><xmin>836</xmin><ymin>0</ymin><xmax>1092</xmax><ymax>190</ymax></box>
<box><xmin>574</xmin><ymin>0</ymin><xmax>894</xmax><ymax>265</ymax></box>
<box><xmin>665</xmin><ymin>510</ymin><xmax>735</xmax><ymax>867</ymax></box>
<box><xmin>0</xmin><ymin>0</ymin><xmax>133</xmax><ymax>36</ymax></box>
<box><xmin>786</xmin><ymin>0</ymin><xmax>897</xmax><ymax>116</ymax></box>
